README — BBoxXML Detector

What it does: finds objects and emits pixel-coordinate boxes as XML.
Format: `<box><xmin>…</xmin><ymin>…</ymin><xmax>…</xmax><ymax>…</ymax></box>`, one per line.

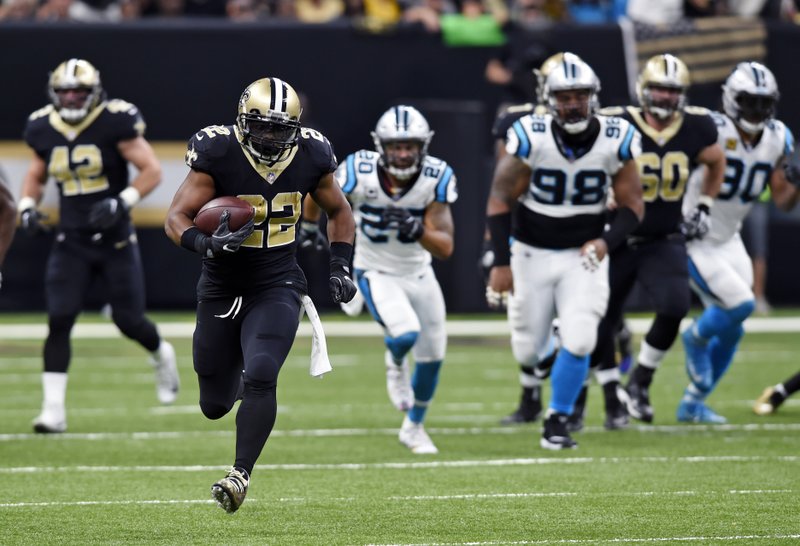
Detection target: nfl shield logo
<box><xmin>267</xmin><ymin>172</ymin><xmax>276</xmax><ymax>184</ymax></box>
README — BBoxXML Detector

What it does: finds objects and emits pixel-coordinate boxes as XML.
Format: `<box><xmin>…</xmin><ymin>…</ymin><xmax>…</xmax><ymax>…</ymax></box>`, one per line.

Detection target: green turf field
<box><xmin>1</xmin><ymin>314</ymin><xmax>798</xmax><ymax>545</ymax></box>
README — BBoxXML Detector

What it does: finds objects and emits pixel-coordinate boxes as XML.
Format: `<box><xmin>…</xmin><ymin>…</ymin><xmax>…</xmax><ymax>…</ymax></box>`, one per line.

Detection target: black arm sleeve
<box><xmin>601</xmin><ymin>207</ymin><xmax>640</xmax><ymax>252</ymax></box>
<box><xmin>487</xmin><ymin>212</ymin><xmax>512</xmax><ymax>266</ymax></box>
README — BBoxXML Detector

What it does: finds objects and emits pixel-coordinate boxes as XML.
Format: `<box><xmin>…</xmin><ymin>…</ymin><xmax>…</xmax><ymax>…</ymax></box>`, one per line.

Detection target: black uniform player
<box><xmin>165</xmin><ymin>77</ymin><xmax>356</xmax><ymax>514</ymax></box>
<box><xmin>591</xmin><ymin>54</ymin><xmax>725</xmax><ymax>427</ymax></box>
<box><xmin>18</xmin><ymin>58</ymin><xmax>178</xmax><ymax>434</ymax></box>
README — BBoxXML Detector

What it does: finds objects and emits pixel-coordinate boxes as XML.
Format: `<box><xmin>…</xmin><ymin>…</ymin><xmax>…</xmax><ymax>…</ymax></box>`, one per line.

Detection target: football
<box><xmin>194</xmin><ymin>196</ymin><xmax>255</xmax><ymax>235</ymax></box>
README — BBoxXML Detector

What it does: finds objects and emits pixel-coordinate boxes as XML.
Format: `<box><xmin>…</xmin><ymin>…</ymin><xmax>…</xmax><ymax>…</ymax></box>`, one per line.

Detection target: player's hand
<box><xmin>681</xmin><ymin>204</ymin><xmax>711</xmax><ymax>241</ymax></box>
<box><xmin>580</xmin><ymin>239</ymin><xmax>607</xmax><ymax>272</ymax></box>
<box><xmin>20</xmin><ymin>207</ymin><xmax>49</xmax><ymax>235</ymax></box>
<box><xmin>329</xmin><ymin>255</ymin><xmax>357</xmax><ymax>303</ymax></box>
<box><xmin>478</xmin><ymin>239</ymin><xmax>495</xmax><ymax>284</ymax></box>
<box><xmin>382</xmin><ymin>207</ymin><xmax>424</xmax><ymax>241</ymax></box>
<box><xmin>89</xmin><ymin>196</ymin><xmax>128</xmax><ymax>230</ymax></box>
<box><xmin>297</xmin><ymin>220</ymin><xmax>327</xmax><ymax>251</ymax></box>
<box><xmin>196</xmin><ymin>210</ymin><xmax>255</xmax><ymax>258</ymax></box>
<box><xmin>486</xmin><ymin>266</ymin><xmax>512</xmax><ymax>310</ymax></box>
<box><xmin>783</xmin><ymin>162</ymin><xmax>800</xmax><ymax>188</ymax></box>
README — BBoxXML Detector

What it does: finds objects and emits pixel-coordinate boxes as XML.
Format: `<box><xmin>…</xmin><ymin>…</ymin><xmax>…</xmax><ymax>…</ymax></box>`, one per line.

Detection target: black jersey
<box><xmin>23</xmin><ymin>100</ymin><xmax>144</xmax><ymax>237</ymax></box>
<box><xmin>492</xmin><ymin>103</ymin><xmax>537</xmax><ymax>141</ymax></box>
<box><xmin>617</xmin><ymin>105</ymin><xmax>717</xmax><ymax>237</ymax></box>
<box><xmin>186</xmin><ymin>124</ymin><xmax>337</xmax><ymax>299</ymax></box>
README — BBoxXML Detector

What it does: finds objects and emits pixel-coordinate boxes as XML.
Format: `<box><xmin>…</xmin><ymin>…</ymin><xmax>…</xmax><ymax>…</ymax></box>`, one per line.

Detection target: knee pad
<box><xmin>200</xmin><ymin>401</ymin><xmax>230</xmax><ymax>420</ymax></box>
<box><xmin>645</xmin><ymin>314</ymin><xmax>683</xmax><ymax>350</ymax></box>
<box><xmin>243</xmin><ymin>375</ymin><xmax>277</xmax><ymax>397</ymax></box>
<box><xmin>243</xmin><ymin>358</ymin><xmax>280</xmax><ymax>389</ymax></box>
<box><xmin>561</xmin><ymin>317</ymin><xmax>598</xmax><ymax>358</ymax></box>
<box><xmin>698</xmin><ymin>301</ymin><xmax>754</xmax><ymax>339</ymax></box>
<box><xmin>385</xmin><ymin>331</ymin><xmax>418</xmax><ymax>361</ymax></box>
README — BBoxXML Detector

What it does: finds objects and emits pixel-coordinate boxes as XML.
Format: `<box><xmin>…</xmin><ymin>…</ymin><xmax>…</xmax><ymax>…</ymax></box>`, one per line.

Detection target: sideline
<box><xmin>2</xmin><ymin>317</ymin><xmax>800</xmax><ymax>340</ymax></box>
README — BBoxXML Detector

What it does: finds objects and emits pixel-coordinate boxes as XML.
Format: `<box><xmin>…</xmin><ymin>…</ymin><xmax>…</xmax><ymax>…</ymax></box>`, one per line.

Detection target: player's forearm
<box><xmin>128</xmin><ymin>163</ymin><xmax>162</xmax><ymax>201</ymax></box>
<box><xmin>420</xmin><ymin>229</ymin><xmax>453</xmax><ymax>260</ymax></box>
<box><xmin>700</xmin><ymin>148</ymin><xmax>725</xmax><ymax>198</ymax></box>
<box><xmin>164</xmin><ymin>210</ymin><xmax>196</xmax><ymax>246</ymax></box>
<box><xmin>0</xmin><ymin>190</ymin><xmax>15</xmax><ymax>267</ymax></box>
<box><xmin>325</xmin><ymin>207</ymin><xmax>355</xmax><ymax>245</ymax></box>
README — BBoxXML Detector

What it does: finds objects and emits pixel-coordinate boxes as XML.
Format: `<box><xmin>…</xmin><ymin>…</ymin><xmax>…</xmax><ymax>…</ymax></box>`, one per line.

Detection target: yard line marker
<box><xmin>1</xmin><ymin>422</ymin><xmax>800</xmax><ymax>442</ymax></box>
<box><xmin>0</xmin><ymin>455</ymin><xmax>797</xmax><ymax>473</ymax></box>
<box><xmin>0</xmin><ymin>489</ymin><xmax>793</xmax><ymax>509</ymax></box>
<box><xmin>3</xmin><ymin>317</ymin><xmax>800</xmax><ymax>340</ymax></box>
<box><xmin>368</xmin><ymin>535</ymin><xmax>800</xmax><ymax>546</ymax></box>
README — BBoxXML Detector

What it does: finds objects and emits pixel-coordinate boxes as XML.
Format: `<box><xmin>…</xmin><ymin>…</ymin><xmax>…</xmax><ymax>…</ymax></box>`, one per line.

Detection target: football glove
<box><xmin>20</xmin><ymin>207</ymin><xmax>48</xmax><ymax>235</ymax></box>
<box><xmin>194</xmin><ymin>210</ymin><xmax>255</xmax><ymax>258</ymax></box>
<box><xmin>297</xmin><ymin>220</ymin><xmax>327</xmax><ymax>251</ymax></box>
<box><xmin>329</xmin><ymin>255</ymin><xmax>357</xmax><ymax>303</ymax></box>
<box><xmin>680</xmin><ymin>204</ymin><xmax>711</xmax><ymax>241</ymax></box>
<box><xmin>485</xmin><ymin>285</ymin><xmax>509</xmax><ymax>310</ymax></box>
<box><xmin>382</xmin><ymin>207</ymin><xmax>424</xmax><ymax>241</ymax></box>
<box><xmin>784</xmin><ymin>162</ymin><xmax>800</xmax><ymax>188</ymax></box>
<box><xmin>88</xmin><ymin>196</ymin><xmax>128</xmax><ymax>230</ymax></box>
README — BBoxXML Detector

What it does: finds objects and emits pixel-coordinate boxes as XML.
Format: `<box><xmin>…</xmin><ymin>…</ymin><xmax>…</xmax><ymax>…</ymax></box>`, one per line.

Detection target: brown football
<box><xmin>194</xmin><ymin>196</ymin><xmax>255</xmax><ymax>235</ymax></box>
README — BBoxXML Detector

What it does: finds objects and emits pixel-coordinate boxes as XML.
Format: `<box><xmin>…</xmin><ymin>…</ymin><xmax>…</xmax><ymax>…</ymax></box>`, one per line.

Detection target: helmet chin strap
<box><xmin>736</xmin><ymin>117</ymin><xmax>765</xmax><ymax>135</ymax></box>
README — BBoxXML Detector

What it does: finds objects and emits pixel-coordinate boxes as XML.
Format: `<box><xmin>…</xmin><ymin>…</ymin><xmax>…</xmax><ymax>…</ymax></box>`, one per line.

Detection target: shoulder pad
<box><xmin>28</xmin><ymin>105</ymin><xmax>53</xmax><ymax>121</ymax></box>
<box><xmin>599</xmin><ymin>106</ymin><xmax>625</xmax><ymax>116</ymax></box>
<box><xmin>684</xmin><ymin>105</ymin><xmax>710</xmax><ymax>116</ymax></box>
<box><xmin>298</xmin><ymin>126</ymin><xmax>336</xmax><ymax>172</ymax></box>
<box><xmin>187</xmin><ymin>125</ymin><xmax>233</xmax><ymax>164</ymax></box>
<box><xmin>106</xmin><ymin>99</ymin><xmax>139</xmax><ymax>116</ymax></box>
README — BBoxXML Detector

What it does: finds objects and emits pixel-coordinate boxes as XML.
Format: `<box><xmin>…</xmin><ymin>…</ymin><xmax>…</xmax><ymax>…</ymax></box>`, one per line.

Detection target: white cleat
<box><xmin>385</xmin><ymin>351</ymin><xmax>413</xmax><ymax>412</ymax></box>
<box><xmin>399</xmin><ymin>416</ymin><xmax>438</xmax><ymax>454</ymax></box>
<box><xmin>150</xmin><ymin>341</ymin><xmax>179</xmax><ymax>405</ymax></box>
<box><xmin>32</xmin><ymin>404</ymin><xmax>66</xmax><ymax>434</ymax></box>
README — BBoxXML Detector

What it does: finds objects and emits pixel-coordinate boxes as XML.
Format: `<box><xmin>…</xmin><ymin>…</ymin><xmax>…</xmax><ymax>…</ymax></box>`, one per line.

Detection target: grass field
<box><xmin>1</xmin><ymin>313</ymin><xmax>799</xmax><ymax>545</ymax></box>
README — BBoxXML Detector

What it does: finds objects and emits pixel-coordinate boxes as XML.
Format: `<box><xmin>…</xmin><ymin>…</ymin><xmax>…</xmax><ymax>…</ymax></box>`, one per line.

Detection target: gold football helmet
<box><xmin>48</xmin><ymin>58</ymin><xmax>104</xmax><ymax>124</ymax></box>
<box><xmin>236</xmin><ymin>77</ymin><xmax>303</xmax><ymax>164</ymax></box>
<box><xmin>636</xmin><ymin>54</ymin><xmax>690</xmax><ymax>120</ymax></box>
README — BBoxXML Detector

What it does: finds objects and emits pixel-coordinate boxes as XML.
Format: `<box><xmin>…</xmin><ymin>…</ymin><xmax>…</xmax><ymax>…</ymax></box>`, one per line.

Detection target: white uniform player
<box><xmin>486</xmin><ymin>53</ymin><xmax>644</xmax><ymax>450</ymax></box>
<box><xmin>679</xmin><ymin>62</ymin><xmax>800</xmax><ymax>423</ymax></box>
<box><xmin>335</xmin><ymin>105</ymin><xmax>457</xmax><ymax>455</ymax></box>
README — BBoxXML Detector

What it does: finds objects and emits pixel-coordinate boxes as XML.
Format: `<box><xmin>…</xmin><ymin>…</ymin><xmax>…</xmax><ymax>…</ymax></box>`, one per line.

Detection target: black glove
<box><xmin>89</xmin><ymin>196</ymin><xmax>127</xmax><ymax>230</ymax></box>
<box><xmin>329</xmin><ymin>255</ymin><xmax>357</xmax><ymax>303</ymax></box>
<box><xmin>381</xmin><ymin>206</ymin><xmax>424</xmax><ymax>241</ymax></box>
<box><xmin>297</xmin><ymin>220</ymin><xmax>327</xmax><ymax>251</ymax></box>
<box><xmin>784</xmin><ymin>162</ymin><xmax>800</xmax><ymax>188</ymax></box>
<box><xmin>680</xmin><ymin>203</ymin><xmax>711</xmax><ymax>241</ymax></box>
<box><xmin>194</xmin><ymin>210</ymin><xmax>255</xmax><ymax>258</ymax></box>
<box><xmin>20</xmin><ymin>208</ymin><xmax>48</xmax><ymax>235</ymax></box>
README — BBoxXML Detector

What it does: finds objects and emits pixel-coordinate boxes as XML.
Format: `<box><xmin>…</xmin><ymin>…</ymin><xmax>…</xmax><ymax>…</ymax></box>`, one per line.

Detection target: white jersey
<box><xmin>684</xmin><ymin>111</ymin><xmax>794</xmax><ymax>244</ymax></box>
<box><xmin>335</xmin><ymin>150</ymin><xmax>458</xmax><ymax>275</ymax></box>
<box><xmin>506</xmin><ymin>113</ymin><xmax>641</xmax><ymax>249</ymax></box>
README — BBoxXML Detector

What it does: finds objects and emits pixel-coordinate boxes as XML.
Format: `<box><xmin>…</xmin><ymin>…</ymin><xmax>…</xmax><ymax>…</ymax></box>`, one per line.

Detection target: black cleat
<box><xmin>621</xmin><ymin>381</ymin><xmax>654</xmax><ymax>423</ymax></box>
<box><xmin>540</xmin><ymin>412</ymin><xmax>578</xmax><ymax>450</ymax></box>
<box><xmin>602</xmin><ymin>383</ymin><xmax>629</xmax><ymax>430</ymax></box>
<box><xmin>500</xmin><ymin>385</ymin><xmax>542</xmax><ymax>425</ymax></box>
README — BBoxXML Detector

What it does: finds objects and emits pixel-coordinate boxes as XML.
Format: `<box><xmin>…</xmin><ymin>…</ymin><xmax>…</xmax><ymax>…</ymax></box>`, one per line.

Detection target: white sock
<box><xmin>594</xmin><ymin>367</ymin><xmax>620</xmax><ymax>386</ymax></box>
<box><xmin>637</xmin><ymin>340</ymin><xmax>666</xmax><ymax>370</ymax></box>
<box><xmin>42</xmin><ymin>372</ymin><xmax>68</xmax><ymax>408</ymax></box>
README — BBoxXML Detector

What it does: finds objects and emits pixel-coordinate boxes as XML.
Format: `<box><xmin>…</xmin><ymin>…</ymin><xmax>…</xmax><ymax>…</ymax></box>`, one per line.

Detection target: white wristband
<box><xmin>698</xmin><ymin>195</ymin><xmax>714</xmax><ymax>209</ymax></box>
<box><xmin>119</xmin><ymin>187</ymin><xmax>141</xmax><ymax>209</ymax></box>
<box><xmin>17</xmin><ymin>196</ymin><xmax>37</xmax><ymax>212</ymax></box>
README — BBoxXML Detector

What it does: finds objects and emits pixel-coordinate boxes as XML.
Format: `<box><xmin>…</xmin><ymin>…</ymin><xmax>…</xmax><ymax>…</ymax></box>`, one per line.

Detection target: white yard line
<box><xmin>368</xmin><ymin>535</ymin><xmax>800</xmax><ymax>546</ymax></box>
<box><xmin>2</xmin><ymin>422</ymin><xmax>800</xmax><ymax>442</ymax></box>
<box><xmin>3</xmin><ymin>317</ymin><xmax>800</xmax><ymax>340</ymax></box>
<box><xmin>0</xmin><ymin>455</ymin><xmax>797</xmax><ymax>473</ymax></box>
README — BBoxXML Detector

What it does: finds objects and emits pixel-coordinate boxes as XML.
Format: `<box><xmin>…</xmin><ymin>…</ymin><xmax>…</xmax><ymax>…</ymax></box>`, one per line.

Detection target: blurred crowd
<box><xmin>1</xmin><ymin>0</ymin><xmax>799</xmax><ymax>25</ymax></box>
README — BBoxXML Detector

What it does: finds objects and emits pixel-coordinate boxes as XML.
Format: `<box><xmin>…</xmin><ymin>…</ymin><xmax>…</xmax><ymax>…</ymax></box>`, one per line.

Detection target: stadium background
<box><xmin>1</xmin><ymin>18</ymin><xmax>799</xmax><ymax>312</ymax></box>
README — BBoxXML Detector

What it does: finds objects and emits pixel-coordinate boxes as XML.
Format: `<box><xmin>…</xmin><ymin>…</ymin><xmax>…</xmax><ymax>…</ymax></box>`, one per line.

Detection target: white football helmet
<box><xmin>543</xmin><ymin>52</ymin><xmax>601</xmax><ymax>134</ymax></box>
<box><xmin>48</xmin><ymin>58</ymin><xmax>104</xmax><ymax>124</ymax></box>
<box><xmin>371</xmin><ymin>105</ymin><xmax>434</xmax><ymax>180</ymax></box>
<box><xmin>722</xmin><ymin>61</ymin><xmax>779</xmax><ymax>135</ymax></box>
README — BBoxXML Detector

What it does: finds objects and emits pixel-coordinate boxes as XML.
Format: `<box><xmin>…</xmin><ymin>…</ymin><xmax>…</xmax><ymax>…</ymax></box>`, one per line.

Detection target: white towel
<box><xmin>300</xmin><ymin>295</ymin><xmax>332</xmax><ymax>378</ymax></box>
